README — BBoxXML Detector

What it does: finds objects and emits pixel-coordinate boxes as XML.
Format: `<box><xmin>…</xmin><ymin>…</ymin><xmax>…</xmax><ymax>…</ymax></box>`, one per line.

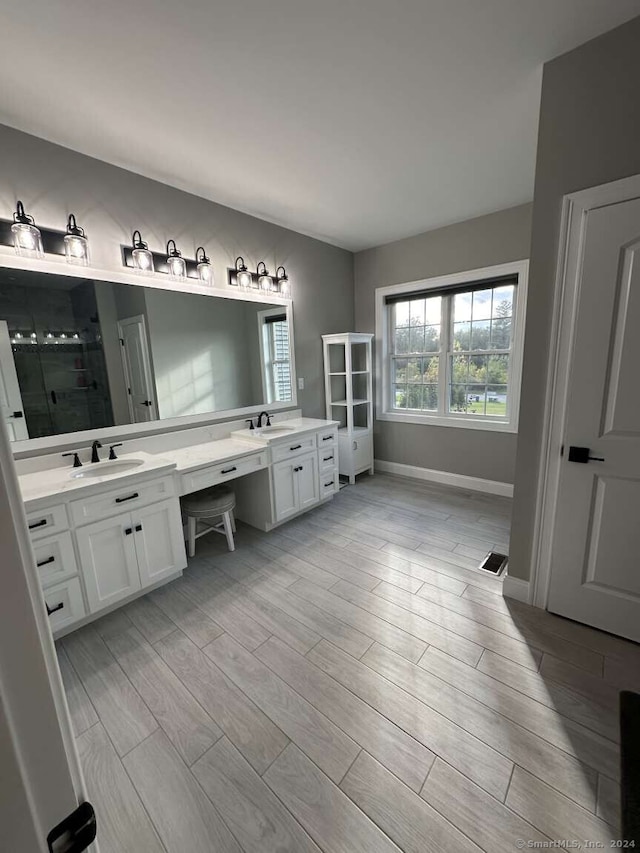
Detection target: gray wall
<box><xmin>509</xmin><ymin>15</ymin><xmax>640</xmax><ymax>581</ymax></box>
<box><xmin>0</xmin><ymin>124</ymin><xmax>354</xmax><ymax>432</ymax></box>
<box><xmin>354</xmin><ymin>203</ymin><xmax>532</xmax><ymax>484</ymax></box>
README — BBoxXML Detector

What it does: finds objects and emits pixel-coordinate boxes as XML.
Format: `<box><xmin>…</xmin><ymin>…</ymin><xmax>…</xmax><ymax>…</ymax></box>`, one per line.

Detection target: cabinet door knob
<box><xmin>124</xmin><ymin>527</ymin><xmax>133</xmax><ymax>536</ymax></box>
<box><xmin>135</xmin><ymin>524</ymin><xmax>142</xmax><ymax>532</ymax></box>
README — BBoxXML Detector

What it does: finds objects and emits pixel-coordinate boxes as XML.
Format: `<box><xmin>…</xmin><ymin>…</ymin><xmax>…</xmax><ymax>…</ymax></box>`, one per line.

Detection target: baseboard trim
<box><xmin>374</xmin><ymin>459</ymin><xmax>514</xmax><ymax>498</ymax></box>
<box><xmin>502</xmin><ymin>575</ymin><xmax>530</xmax><ymax>604</ymax></box>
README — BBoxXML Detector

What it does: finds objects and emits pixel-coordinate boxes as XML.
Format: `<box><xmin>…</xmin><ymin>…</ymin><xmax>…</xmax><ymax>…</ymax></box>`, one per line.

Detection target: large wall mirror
<box><xmin>0</xmin><ymin>267</ymin><xmax>294</xmax><ymax>443</ymax></box>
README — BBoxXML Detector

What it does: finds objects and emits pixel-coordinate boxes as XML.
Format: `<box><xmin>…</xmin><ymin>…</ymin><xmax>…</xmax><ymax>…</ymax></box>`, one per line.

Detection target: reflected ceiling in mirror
<box><xmin>0</xmin><ymin>267</ymin><xmax>294</xmax><ymax>441</ymax></box>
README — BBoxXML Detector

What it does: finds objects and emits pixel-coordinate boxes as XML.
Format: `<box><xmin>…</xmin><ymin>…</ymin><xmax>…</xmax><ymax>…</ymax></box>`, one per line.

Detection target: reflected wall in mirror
<box><xmin>0</xmin><ymin>268</ymin><xmax>293</xmax><ymax>441</ymax></box>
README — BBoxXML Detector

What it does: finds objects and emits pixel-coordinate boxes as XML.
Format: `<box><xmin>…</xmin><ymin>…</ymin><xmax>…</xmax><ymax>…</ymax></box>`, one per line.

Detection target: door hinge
<box><xmin>47</xmin><ymin>801</ymin><xmax>96</xmax><ymax>852</ymax></box>
<box><xmin>560</xmin><ymin>444</ymin><xmax>564</xmax><ymax>457</ymax></box>
<box><xmin>127</xmin><ymin>387</ymin><xmax>131</xmax><ymax>395</ymax></box>
<box><xmin>119</xmin><ymin>337</ymin><xmax>124</xmax><ymax>346</ymax></box>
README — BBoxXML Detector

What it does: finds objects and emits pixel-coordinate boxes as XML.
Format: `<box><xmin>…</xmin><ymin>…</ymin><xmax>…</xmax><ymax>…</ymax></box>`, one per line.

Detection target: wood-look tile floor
<box><xmin>57</xmin><ymin>473</ymin><xmax>637</xmax><ymax>853</ymax></box>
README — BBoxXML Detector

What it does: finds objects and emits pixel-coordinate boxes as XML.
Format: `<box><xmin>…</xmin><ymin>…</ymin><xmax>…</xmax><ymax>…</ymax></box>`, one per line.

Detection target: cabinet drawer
<box><xmin>69</xmin><ymin>475</ymin><xmax>176</xmax><ymax>526</ymax></box>
<box><xmin>180</xmin><ymin>451</ymin><xmax>267</xmax><ymax>495</ymax></box>
<box><xmin>319</xmin><ymin>447</ymin><xmax>338</xmax><ymax>471</ymax></box>
<box><xmin>318</xmin><ymin>428</ymin><xmax>337</xmax><ymax>448</ymax></box>
<box><xmin>26</xmin><ymin>504</ymin><xmax>68</xmax><ymax>541</ymax></box>
<box><xmin>271</xmin><ymin>436</ymin><xmax>317</xmax><ymax>463</ymax></box>
<box><xmin>44</xmin><ymin>577</ymin><xmax>86</xmax><ymax>634</ymax></box>
<box><xmin>320</xmin><ymin>471</ymin><xmax>339</xmax><ymax>499</ymax></box>
<box><xmin>33</xmin><ymin>531</ymin><xmax>78</xmax><ymax>588</ymax></box>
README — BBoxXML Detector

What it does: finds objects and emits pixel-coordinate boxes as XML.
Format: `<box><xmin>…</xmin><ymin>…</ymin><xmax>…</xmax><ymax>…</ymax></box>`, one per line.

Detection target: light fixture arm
<box><xmin>235</xmin><ymin>256</ymin><xmax>247</xmax><ymax>271</ymax></box>
<box><xmin>257</xmin><ymin>261</ymin><xmax>268</xmax><ymax>276</ymax></box>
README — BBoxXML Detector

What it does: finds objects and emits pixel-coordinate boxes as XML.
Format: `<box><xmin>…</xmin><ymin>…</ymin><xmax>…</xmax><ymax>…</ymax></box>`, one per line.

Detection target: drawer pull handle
<box><xmin>323</xmin><ymin>455</ymin><xmax>334</xmax><ymax>461</ymax></box>
<box><xmin>322</xmin><ymin>435</ymin><xmax>333</xmax><ymax>441</ymax></box>
<box><xmin>325</xmin><ymin>480</ymin><xmax>335</xmax><ymax>487</ymax></box>
<box><xmin>115</xmin><ymin>492</ymin><xmax>139</xmax><ymax>504</ymax></box>
<box><xmin>135</xmin><ymin>524</ymin><xmax>142</xmax><ymax>532</ymax></box>
<box><xmin>37</xmin><ymin>556</ymin><xmax>55</xmax><ymax>568</ymax></box>
<box><xmin>290</xmin><ymin>444</ymin><xmax>302</xmax><ymax>451</ymax></box>
<box><xmin>124</xmin><ymin>527</ymin><xmax>133</xmax><ymax>536</ymax></box>
<box><xmin>221</xmin><ymin>466</ymin><xmax>237</xmax><ymax>474</ymax></box>
<box><xmin>29</xmin><ymin>519</ymin><xmax>48</xmax><ymax>530</ymax></box>
<box><xmin>46</xmin><ymin>601</ymin><xmax>64</xmax><ymax>616</ymax></box>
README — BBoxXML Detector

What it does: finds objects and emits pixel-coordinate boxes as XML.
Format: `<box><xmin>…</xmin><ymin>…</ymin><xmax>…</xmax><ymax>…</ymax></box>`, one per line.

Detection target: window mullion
<box><xmin>440</xmin><ymin>296</ymin><xmax>451</xmax><ymax>416</ymax></box>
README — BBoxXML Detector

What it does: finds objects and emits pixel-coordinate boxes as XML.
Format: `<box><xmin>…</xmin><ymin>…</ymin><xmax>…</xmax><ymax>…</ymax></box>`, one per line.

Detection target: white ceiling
<box><xmin>1</xmin><ymin>1</ymin><xmax>639</xmax><ymax>251</ymax></box>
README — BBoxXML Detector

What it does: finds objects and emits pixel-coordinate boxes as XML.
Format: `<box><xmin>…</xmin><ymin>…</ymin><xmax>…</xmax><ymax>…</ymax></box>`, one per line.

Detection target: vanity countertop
<box><xmin>18</xmin><ymin>419</ymin><xmax>339</xmax><ymax>508</ymax></box>
<box><xmin>153</xmin><ymin>437</ymin><xmax>265</xmax><ymax>475</ymax></box>
<box><xmin>19</xmin><ymin>451</ymin><xmax>177</xmax><ymax>508</ymax></box>
<box><xmin>230</xmin><ymin>417</ymin><xmax>339</xmax><ymax>445</ymax></box>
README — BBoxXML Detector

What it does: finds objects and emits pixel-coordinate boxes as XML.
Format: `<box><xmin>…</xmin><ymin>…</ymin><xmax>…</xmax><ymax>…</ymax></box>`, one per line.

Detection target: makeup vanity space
<box><xmin>4</xmin><ymin>259</ymin><xmax>339</xmax><ymax>638</ymax></box>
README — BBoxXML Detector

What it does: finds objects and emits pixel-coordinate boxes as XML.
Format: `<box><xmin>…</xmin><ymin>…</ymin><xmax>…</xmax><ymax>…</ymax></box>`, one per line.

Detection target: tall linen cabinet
<box><xmin>322</xmin><ymin>333</ymin><xmax>374</xmax><ymax>484</ymax></box>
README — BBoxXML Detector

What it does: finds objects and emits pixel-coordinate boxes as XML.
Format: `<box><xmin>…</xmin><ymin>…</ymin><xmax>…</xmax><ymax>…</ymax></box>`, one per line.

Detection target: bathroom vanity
<box><xmin>18</xmin><ymin>417</ymin><xmax>339</xmax><ymax>637</ymax></box>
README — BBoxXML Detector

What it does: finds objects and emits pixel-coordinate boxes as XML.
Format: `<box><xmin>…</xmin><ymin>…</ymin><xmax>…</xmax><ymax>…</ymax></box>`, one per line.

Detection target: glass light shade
<box><xmin>64</xmin><ymin>233</ymin><xmax>90</xmax><ymax>266</ymax></box>
<box><xmin>259</xmin><ymin>274</ymin><xmax>273</xmax><ymax>292</ymax></box>
<box><xmin>11</xmin><ymin>222</ymin><xmax>44</xmax><ymax>258</ymax></box>
<box><xmin>237</xmin><ymin>269</ymin><xmax>252</xmax><ymax>289</ymax></box>
<box><xmin>279</xmin><ymin>277</ymin><xmax>291</xmax><ymax>298</ymax></box>
<box><xmin>132</xmin><ymin>247</ymin><xmax>154</xmax><ymax>273</ymax></box>
<box><xmin>197</xmin><ymin>261</ymin><xmax>213</xmax><ymax>284</ymax></box>
<box><xmin>167</xmin><ymin>255</ymin><xmax>187</xmax><ymax>280</ymax></box>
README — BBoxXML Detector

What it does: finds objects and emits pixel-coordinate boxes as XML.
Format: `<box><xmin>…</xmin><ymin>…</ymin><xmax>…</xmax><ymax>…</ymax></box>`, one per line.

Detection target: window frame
<box><xmin>376</xmin><ymin>260</ymin><xmax>528</xmax><ymax>433</ymax></box>
<box><xmin>257</xmin><ymin>307</ymin><xmax>294</xmax><ymax>405</ymax></box>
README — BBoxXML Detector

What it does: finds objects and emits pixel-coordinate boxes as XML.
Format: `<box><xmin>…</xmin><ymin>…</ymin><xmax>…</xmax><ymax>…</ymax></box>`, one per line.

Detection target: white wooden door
<box><xmin>0</xmin><ymin>320</ymin><xmax>29</xmax><ymax>440</ymax></box>
<box><xmin>0</xmin><ymin>415</ymin><xmax>90</xmax><ymax>850</ymax></box>
<box><xmin>272</xmin><ymin>459</ymin><xmax>298</xmax><ymax>522</ymax></box>
<box><xmin>77</xmin><ymin>513</ymin><xmax>141</xmax><ymax>612</ymax></box>
<box><xmin>296</xmin><ymin>451</ymin><xmax>319</xmax><ymax>510</ymax></box>
<box><xmin>547</xmin><ymin>194</ymin><xmax>640</xmax><ymax>641</ymax></box>
<box><xmin>133</xmin><ymin>499</ymin><xmax>187</xmax><ymax>586</ymax></box>
<box><xmin>117</xmin><ymin>315</ymin><xmax>156</xmax><ymax>423</ymax></box>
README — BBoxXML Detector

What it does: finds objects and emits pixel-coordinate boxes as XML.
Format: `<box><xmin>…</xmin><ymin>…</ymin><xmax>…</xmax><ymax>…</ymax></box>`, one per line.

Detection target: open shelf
<box><xmin>338</xmin><ymin>425</ymin><xmax>370</xmax><ymax>434</ymax></box>
<box><xmin>331</xmin><ymin>399</ymin><xmax>370</xmax><ymax>406</ymax></box>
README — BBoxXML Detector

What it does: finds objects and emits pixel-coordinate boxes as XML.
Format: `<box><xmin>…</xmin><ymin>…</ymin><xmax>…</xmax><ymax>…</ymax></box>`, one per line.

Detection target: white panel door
<box><xmin>133</xmin><ymin>499</ymin><xmax>187</xmax><ymax>586</ymax></box>
<box><xmin>0</xmin><ymin>320</ymin><xmax>29</xmax><ymax>440</ymax></box>
<box><xmin>118</xmin><ymin>315</ymin><xmax>156</xmax><ymax>423</ymax></box>
<box><xmin>548</xmin><ymin>196</ymin><xmax>640</xmax><ymax>641</ymax></box>
<box><xmin>296</xmin><ymin>451</ymin><xmax>319</xmax><ymax>510</ymax></box>
<box><xmin>272</xmin><ymin>459</ymin><xmax>298</xmax><ymax>523</ymax></box>
<box><xmin>76</xmin><ymin>513</ymin><xmax>141</xmax><ymax>612</ymax></box>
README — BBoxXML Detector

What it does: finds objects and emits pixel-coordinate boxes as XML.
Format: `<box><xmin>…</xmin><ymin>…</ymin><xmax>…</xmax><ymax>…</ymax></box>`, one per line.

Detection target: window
<box><xmin>260</xmin><ymin>311</ymin><xmax>293</xmax><ymax>404</ymax></box>
<box><xmin>377</xmin><ymin>262</ymin><xmax>527</xmax><ymax>432</ymax></box>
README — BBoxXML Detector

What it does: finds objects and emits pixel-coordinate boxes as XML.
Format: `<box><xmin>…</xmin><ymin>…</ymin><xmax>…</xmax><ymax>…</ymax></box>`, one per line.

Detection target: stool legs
<box><xmin>230</xmin><ymin>509</ymin><xmax>237</xmax><ymax>533</ymax></box>
<box><xmin>222</xmin><ymin>510</ymin><xmax>235</xmax><ymax>551</ymax></box>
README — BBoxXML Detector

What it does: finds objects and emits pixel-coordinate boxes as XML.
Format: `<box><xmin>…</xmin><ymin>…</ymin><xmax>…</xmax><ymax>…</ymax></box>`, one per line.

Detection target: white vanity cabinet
<box><xmin>77</xmin><ymin>498</ymin><xmax>184</xmax><ymax>612</ymax></box>
<box><xmin>24</xmin><ymin>470</ymin><xmax>186</xmax><ymax>637</ymax></box>
<box><xmin>272</xmin><ymin>450</ymin><xmax>319</xmax><ymax>523</ymax></box>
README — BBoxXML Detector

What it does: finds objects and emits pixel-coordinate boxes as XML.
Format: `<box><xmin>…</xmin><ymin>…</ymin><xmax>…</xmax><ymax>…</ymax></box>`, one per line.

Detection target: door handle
<box><xmin>11</xmin><ymin>410</ymin><xmax>23</xmax><ymax>418</ymax></box>
<box><xmin>37</xmin><ymin>556</ymin><xmax>55</xmax><ymax>567</ymax></box>
<box><xmin>142</xmin><ymin>400</ymin><xmax>153</xmax><ymax>407</ymax></box>
<box><xmin>568</xmin><ymin>446</ymin><xmax>605</xmax><ymax>464</ymax></box>
<box><xmin>46</xmin><ymin>601</ymin><xmax>64</xmax><ymax>616</ymax></box>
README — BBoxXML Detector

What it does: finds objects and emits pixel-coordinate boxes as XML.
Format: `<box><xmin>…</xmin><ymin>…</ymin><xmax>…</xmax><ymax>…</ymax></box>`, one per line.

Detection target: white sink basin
<box><xmin>70</xmin><ymin>459</ymin><xmax>144</xmax><ymax>479</ymax></box>
<box><xmin>255</xmin><ymin>425</ymin><xmax>296</xmax><ymax>435</ymax></box>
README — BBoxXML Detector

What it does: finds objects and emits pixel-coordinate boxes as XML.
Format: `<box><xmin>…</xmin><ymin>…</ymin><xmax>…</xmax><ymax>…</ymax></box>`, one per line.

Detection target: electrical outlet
<box><xmin>298</xmin><ymin>377</ymin><xmax>305</xmax><ymax>390</ymax></box>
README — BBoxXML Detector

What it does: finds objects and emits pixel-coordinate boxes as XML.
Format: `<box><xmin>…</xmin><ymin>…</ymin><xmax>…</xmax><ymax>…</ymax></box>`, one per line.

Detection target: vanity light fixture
<box><xmin>166</xmin><ymin>239</ymin><xmax>187</xmax><ymax>281</ymax></box>
<box><xmin>276</xmin><ymin>266</ymin><xmax>291</xmax><ymax>298</ymax></box>
<box><xmin>257</xmin><ymin>261</ymin><xmax>273</xmax><ymax>293</ymax></box>
<box><xmin>64</xmin><ymin>214</ymin><xmax>90</xmax><ymax>266</ymax></box>
<box><xmin>131</xmin><ymin>230</ymin><xmax>154</xmax><ymax>273</ymax></box>
<box><xmin>11</xmin><ymin>201</ymin><xmax>44</xmax><ymax>258</ymax></box>
<box><xmin>195</xmin><ymin>246</ymin><xmax>213</xmax><ymax>285</ymax></box>
<box><xmin>235</xmin><ymin>256</ymin><xmax>253</xmax><ymax>289</ymax></box>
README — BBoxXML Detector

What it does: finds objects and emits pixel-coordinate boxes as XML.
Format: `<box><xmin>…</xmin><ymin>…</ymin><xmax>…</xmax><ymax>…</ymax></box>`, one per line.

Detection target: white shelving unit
<box><xmin>322</xmin><ymin>332</ymin><xmax>374</xmax><ymax>484</ymax></box>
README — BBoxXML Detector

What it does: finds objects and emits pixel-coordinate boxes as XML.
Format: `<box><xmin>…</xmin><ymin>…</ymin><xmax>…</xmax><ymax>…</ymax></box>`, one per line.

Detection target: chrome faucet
<box><xmin>256</xmin><ymin>411</ymin><xmax>271</xmax><ymax>428</ymax></box>
<box><xmin>91</xmin><ymin>440</ymin><xmax>103</xmax><ymax>463</ymax></box>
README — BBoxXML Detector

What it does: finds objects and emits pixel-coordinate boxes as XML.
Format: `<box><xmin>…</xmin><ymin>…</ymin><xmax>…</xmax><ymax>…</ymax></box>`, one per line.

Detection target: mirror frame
<box><xmin>0</xmin><ymin>250</ymin><xmax>297</xmax><ymax>455</ymax></box>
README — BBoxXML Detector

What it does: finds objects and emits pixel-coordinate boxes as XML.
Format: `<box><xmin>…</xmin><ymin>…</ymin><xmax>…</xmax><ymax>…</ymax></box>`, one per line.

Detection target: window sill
<box><xmin>377</xmin><ymin>410</ymin><xmax>518</xmax><ymax>433</ymax></box>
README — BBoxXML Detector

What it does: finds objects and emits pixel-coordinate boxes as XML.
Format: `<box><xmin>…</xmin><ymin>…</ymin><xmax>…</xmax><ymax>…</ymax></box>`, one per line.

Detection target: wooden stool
<box><xmin>181</xmin><ymin>486</ymin><xmax>236</xmax><ymax>556</ymax></box>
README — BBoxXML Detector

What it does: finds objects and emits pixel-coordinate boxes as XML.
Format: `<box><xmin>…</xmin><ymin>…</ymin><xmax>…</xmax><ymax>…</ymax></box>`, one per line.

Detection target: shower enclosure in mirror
<box><xmin>0</xmin><ymin>267</ymin><xmax>294</xmax><ymax>442</ymax></box>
